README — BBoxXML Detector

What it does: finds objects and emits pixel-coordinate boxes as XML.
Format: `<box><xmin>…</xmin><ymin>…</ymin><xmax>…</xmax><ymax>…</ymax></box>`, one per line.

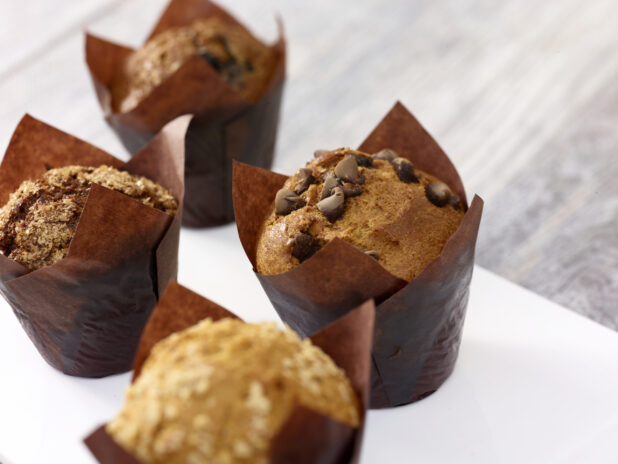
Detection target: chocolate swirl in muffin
<box><xmin>0</xmin><ymin>165</ymin><xmax>177</xmax><ymax>270</ymax></box>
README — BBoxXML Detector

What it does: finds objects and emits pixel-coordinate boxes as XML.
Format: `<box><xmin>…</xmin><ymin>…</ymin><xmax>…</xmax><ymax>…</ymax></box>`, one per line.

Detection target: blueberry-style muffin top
<box><xmin>112</xmin><ymin>17</ymin><xmax>277</xmax><ymax>113</ymax></box>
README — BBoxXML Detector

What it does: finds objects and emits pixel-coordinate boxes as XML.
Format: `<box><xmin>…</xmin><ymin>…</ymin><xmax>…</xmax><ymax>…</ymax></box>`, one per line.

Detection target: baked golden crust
<box><xmin>107</xmin><ymin>318</ymin><xmax>360</xmax><ymax>464</ymax></box>
<box><xmin>0</xmin><ymin>165</ymin><xmax>177</xmax><ymax>270</ymax></box>
<box><xmin>256</xmin><ymin>148</ymin><xmax>465</xmax><ymax>281</ymax></box>
<box><xmin>112</xmin><ymin>17</ymin><xmax>276</xmax><ymax>113</ymax></box>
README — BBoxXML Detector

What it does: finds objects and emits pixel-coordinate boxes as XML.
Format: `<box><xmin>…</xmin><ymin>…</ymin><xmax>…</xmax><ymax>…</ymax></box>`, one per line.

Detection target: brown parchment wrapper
<box><xmin>0</xmin><ymin>114</ymin><xmax>189</xmax><ymax>378</ymax></box>
<box><xmin>85</xmin><ymin>0</ymin><xmax>286</xmax><ymax>228</ymax></box>
<box><xmin>85</xmin><ymin>281</ymin><xmax>374</xmax><ymax>464</ymax></box>
<box><xmin>233</xmin><ymin>101</ymin><xmax>484</xmax><ymax>408</ymax></box>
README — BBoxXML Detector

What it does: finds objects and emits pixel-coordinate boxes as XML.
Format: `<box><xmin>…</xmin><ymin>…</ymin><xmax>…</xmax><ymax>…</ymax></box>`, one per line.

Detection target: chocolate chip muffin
<box><xmin>113</xmin><ymin>17</ymin><xmax>276</xmax><ymax>113</ymax></box>
<box><xmin>256</xmin><ymin>148</ymin><xmax>465</xmax><ymax>281</ymax></box>
<box><xmin>107</xmin><ymin>318</ymin><xmax>360</xmax><ymax>464</ymax></box>
<box><xmin>0</xmin><ymin>165</ymin><xmax>177</xmax><ymax>271</ymax></box>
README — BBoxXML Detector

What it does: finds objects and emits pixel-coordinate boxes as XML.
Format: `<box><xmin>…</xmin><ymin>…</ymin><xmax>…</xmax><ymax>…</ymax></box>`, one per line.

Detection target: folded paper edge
<box><xmin>125</xmin><ymin>113</ymin><xmax>190</xmax><ymax>200</ymax></box>
<box><xmin>0</xmin><ymin>114</ymin><xmax>121</xmax><ymax>205</ymax></box>
<box><xmin>84</xmin><ymin>33</ymin><xmax>134</xmax><ymax>114</ymax></box>
<box><xmin>232</xmin><ymin>160</ymin><xmax>288</xmax><ymax>267</ymax></box>
<box><xmin>358</xmin><ymin>100</ymin><xmax>468</xmax><ymax>206</ymax></box>
<box><xmin>85</xmin><ymin>426</ymin><xmax>140</xmax><ymax>464</ymax></box>
<box><xmin>269</xmin><ymin>405</ymin><xmax>356</xmax><ymax>464</ymax></box>
<box><xmin>131</xmin><ymin>280</ymin><xmax>237</xmax><ymax>380</ymax></box>
<box><xmin>308</xmin><ymin>299</ymin><xmax>375</xmax><ymax>462</ymax></box>
<box><xmin>65</xmin><ymin>183</ymin><xmax>172</xmax><ymax>263</ymax></box>
<box><xmin>370</xmin><ymin>194</ymin><xmax>483</xmax><ymax>407</ymax></box>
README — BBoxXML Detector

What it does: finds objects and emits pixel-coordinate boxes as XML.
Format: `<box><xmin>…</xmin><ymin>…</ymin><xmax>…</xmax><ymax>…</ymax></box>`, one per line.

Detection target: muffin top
<box><xmin>107</xmin><ymin>318</ymin><xmax>360</xmax><ymax>464</ymax></box>
<box><xmin>113</xmin><ymin>17</ymin><xmax>276</xmax><ymax>113</ymax></box>
<box><xmin>0</xmin><ymin>165</ymin><xmax>177</xmax><ymax>270</ymax></box>
<box><xmin>256</xmin><ymin>148</ymin><xmax>465</xmax><ymax>281</ymax></box>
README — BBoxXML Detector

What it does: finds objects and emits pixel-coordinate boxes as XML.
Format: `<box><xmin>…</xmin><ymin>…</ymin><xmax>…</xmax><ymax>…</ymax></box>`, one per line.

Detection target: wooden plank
<box><xmin>0</xmin><ymin>0</ymin><xmax>125</xmax><ymax>80</ymax></box>
<box><xmin>476</xmin><ymin>76</ymin><xmax>618</xmax><ymax>328</ymax></box>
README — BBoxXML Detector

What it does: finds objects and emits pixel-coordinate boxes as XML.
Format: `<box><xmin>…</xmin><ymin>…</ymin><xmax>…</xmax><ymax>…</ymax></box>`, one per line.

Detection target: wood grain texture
<box><xmin>0</xmin><ymin>0</ymin><xmax>616</xmax><ymax>328</ymax></box>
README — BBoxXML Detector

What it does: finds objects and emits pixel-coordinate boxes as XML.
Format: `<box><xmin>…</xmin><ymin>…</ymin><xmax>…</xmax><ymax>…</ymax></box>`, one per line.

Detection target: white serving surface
<box><xmin>1</xmin><ymin>224</ymin><xmax>617</xmax><ymax>463</ymax></box>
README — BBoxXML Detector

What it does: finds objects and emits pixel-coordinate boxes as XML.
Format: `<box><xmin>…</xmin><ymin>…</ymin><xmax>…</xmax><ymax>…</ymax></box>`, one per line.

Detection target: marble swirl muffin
<box><xmin>256</xmin><ymin>147</ymin><xmax>465</xmax><ymax>281</ymax></box>
<box><xmin>107</xmin><ymin>317</ymin><xmax>360</xmax><ymax>464</ymax></box>
<box><xmin>0</xmin><ymin>165</ymin><xmax>177</xmax><ymax>271</ymax></box>
<box><xmin>112</xmin><ymin>16</ymin><xmax>277</xmax><ymax>113</ymax></box>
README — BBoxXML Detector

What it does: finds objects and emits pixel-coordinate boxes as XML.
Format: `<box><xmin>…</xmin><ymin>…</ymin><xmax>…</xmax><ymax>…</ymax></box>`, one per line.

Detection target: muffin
<box><xmin>233</xmin><ymin>101</ymin><xmax>484</xmax><ymax>408</ymax></box>
<box><xmin>0</xmin><ymin>114</ymin><xmax>187</xmax><ymax>377</ymax></box>
<box><xmin>107</xmin><ymin>318</ymin><xmax>360</xmax><ymax>463</ymax></box>
<box><xmin>85</xmin><ymin>281</ymin><xmax>373</xmax><ymax>464</ymax></box>
<box><xmin>256</xmin><ymin>147</ymin><xmax>464</xmax><ymax>281</ymax></box>
<box><xmin>85</xmin><ymin>0</ymin><xmax>286</xmax><ymax>227</ymax></box>
<box><xmin>113</xmin><ymin>17</ymin><xmax>276</xmax><ymax>113</ymax></box>
<box><xmin>0</xmin><ymin>165</ymin><xmax>177</xmax><ymax>271</ymax></box>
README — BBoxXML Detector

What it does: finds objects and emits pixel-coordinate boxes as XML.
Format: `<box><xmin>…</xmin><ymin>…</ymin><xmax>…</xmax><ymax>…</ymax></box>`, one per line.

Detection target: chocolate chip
<box><xmin>193</xmin><ymin>37</ymin><xmax>222</xmax><ymax>71</ymax></box>
<box><xmin>314</xmin><ymin>149</ymin><xmax>329</xmax><ymax>158</ymax></box>
<box><xmin>425</xmin><ymin>181</ymin><xmax>452</xmax><ymax>207</ymax></box>
<box><xmin>448</xmin><ymin>194</ymin><xmax>461</xmax><ymax>211</ymax></box>
<box><xmin>275</xmin><ymin>188</ymin><xmax>306</xmax><ymax>215</ymax></box>
<box><xmin>353</xmin><ymin>154</ymin><xmax>374</xmax><ymax>167</ymax></box>
<box><xmin>291</xmin><ymin>233</ymin><xmax>321</xmax><ymax>262</ymax></box>
<box><xmin>342</xmin><ymin>183</ymin><xmax>363</xmax><ymax>197</ymax></box>
<box><xmin>320</xmin><ymin>173</ymin><xmax>341</xmax><ymax>200</ymax></box>
<box><xmin>392</xmin><ymin>157</ymin><xmax>418</xmax><ymax>183</ymax></box>
<box><xmin>365</xmin><ymin>250</ymin><xmax>379</xmax><ymax>260</ymax></box>
<box><xmin>317</xmin><ymin>187</ymin><xmax>345</xmax><ymax>222</ymax></box>
<box><xmin>200</xmin><ymin>50</ymin><xmax>223</xmax><ymax>71</ymax></box>
<box><xmin>373</xmin><ymin>148</ymin><xmax>398</xmax><ymax>161</ymax></box>
<box><xmin>294</xmin><ymin>168</ymin><xmax>316</xmax><ymax>194</ymax></box>
<box><xmin>222</xmin><ymin>61</ymin><xmax>244</xmax><ymax>83</ymax></box>
<box><xmin>244</xmin><ymin>60</ymin><xmax>255</xmax><ymax>72</ymax></box>
<box><xmin>334</xmin><ymin>155</ymin><xmax>364</xmax><ymax>184</ymax></box>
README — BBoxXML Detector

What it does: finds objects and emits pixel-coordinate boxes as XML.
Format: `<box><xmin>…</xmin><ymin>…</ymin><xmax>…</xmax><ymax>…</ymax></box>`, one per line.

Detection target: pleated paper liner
<box><xmin>85</xmin><ymin>281</ymin><xmax>374</xmax><ymax>464</ymax></box>
<box><xmin>0</xmin><ymin>114</ymin><xmax>189</xmax><ymax>378</ymax></box>
<box><xmin>85</xmin><ymin>0</ymin><xmax>286</xmax><ymax>227</ymax></box>
<box><xmin>233</xmin><ymin>101</ymin><xmax>484</xmax><ymax>408</ymax></box>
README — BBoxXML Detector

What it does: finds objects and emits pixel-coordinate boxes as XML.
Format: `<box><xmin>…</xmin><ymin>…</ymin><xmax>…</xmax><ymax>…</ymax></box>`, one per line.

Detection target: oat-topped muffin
<box><xmin>256</xmin><ymin>148</ymin><xmax>465</xmax><ymax>281</ymax></box>
<box><xmin>113</xmin><ymin>17</ymin><xmax>276</xmax><ymax>113</ymax></box>
<box><xmin>0</xmin><ymin>165</ymin><xmax>177</xmax><ymax>270</ymax></box>
<box><xmin>107</xmin><ymin>318</ymin><xmax>360</xmax><ymax>464</ymax></box>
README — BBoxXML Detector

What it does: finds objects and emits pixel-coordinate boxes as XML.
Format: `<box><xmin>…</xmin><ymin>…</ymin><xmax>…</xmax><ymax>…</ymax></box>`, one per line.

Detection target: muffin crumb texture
<box><xmin>107</xmin><ymin>318</ymin><xmax>360</xmax><ymax>464</ymax></box>
<box><xmin>0</xmin><ymin>165</ymin><xmax>177</xmax><ymax>270</ymax></box>
<box><xmin>113</xmin><ymin>17</ymin><xmax>276</xmax><ymax>112</ymax></box>
<box><xmin>256</xmin><ymin>148</ymin><xmax>465</xmax><ymax>281</ymax></box>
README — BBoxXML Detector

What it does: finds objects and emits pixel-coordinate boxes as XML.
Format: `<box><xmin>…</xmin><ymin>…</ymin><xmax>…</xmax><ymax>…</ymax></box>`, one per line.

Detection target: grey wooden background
<box><xmin>0</xmin><ymin>0</ymin><xmax>616</xmax><ymax>328</ymax></box>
